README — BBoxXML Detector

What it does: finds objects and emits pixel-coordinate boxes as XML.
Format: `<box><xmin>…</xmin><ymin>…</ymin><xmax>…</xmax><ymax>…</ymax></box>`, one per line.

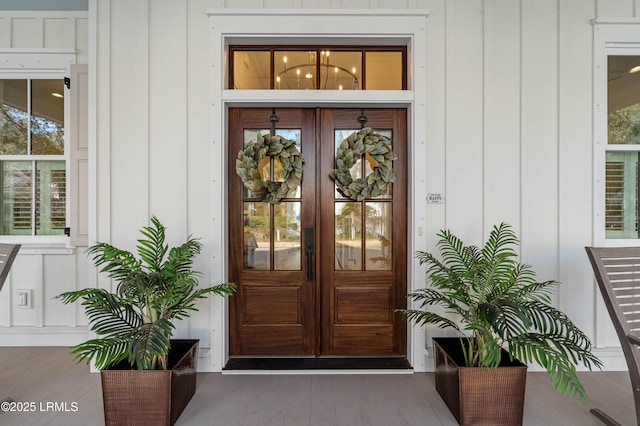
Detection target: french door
<box><xmin>228</xmin><ymin>108</ymin><xmax>407</xmax><ymax>357</ymax></box>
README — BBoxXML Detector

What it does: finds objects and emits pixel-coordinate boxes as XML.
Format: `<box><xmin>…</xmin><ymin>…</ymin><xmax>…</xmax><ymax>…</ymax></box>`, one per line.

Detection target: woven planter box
<box><xmin>433</xmin><ymin>337</ymin><xmax>528</xmax><ymax>426</ymax></box>
<box><xmin>101</xmin><ymin>339</ymin><xmax>199</xmax><ymax>426</ymax></box>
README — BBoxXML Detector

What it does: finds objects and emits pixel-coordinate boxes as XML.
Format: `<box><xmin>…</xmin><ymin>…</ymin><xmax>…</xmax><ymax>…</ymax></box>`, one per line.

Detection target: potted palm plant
<box><xmin>400</xmin><ymin>223</ymin><xmax>602</xmax><ymax>426</ymax></box>
<box><xmin>56</xmin><ymin>216</ymin><xmax>235</xmax><ymax>426</ymax></box>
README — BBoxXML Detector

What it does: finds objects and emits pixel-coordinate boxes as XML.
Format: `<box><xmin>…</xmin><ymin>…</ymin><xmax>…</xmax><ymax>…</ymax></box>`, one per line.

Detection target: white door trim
<box><xmin>207</xmin><ymin>9</ymin><xmax>430</xmax><ymax>372</ymax></box>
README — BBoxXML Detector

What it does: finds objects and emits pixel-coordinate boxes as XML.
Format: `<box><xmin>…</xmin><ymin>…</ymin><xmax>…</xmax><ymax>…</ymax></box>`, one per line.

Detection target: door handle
<box><xmin>304</xmin><ymin>227</ymin><xmax>315</xmax><ymax>281</ymax></box>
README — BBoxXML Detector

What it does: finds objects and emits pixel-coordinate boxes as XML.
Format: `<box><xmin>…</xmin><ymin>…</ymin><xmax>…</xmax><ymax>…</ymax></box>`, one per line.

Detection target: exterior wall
<box><xmin>10</xmin><ymin>0</ymin><xmax>640</xmax><ymax>370</ymax></box>
<box><xmin>0</xmin><ymin>12</ymin><xmax>89</xmax><ymax>345</ymax></box>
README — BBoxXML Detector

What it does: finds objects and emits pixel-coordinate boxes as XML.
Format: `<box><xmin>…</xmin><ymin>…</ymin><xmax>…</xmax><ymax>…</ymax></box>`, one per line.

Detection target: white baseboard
<box><xmin>0</xmin><ymin>326</ymin><xmax>88</xmax><ymax>346</ymax></box>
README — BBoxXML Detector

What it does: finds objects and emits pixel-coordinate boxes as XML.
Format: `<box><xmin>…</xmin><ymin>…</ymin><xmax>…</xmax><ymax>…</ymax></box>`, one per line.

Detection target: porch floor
<box><xmin>0</xmin><ymin>346</ymin><xmax>635</xmax><ymax>425</ymax></box>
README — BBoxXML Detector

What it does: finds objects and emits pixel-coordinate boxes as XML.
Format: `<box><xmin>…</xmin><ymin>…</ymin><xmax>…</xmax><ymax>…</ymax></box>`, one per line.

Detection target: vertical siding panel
<box><xmin>0</xmin><ymin>18</ymin><xmax>10</xmax><ymax>47</ymax></box>
<box><xmin>75</xmin><ymin>18</ymin><xmax>89</xmax><ymax>64</ymax></box>
<box><xmin>445</xmin><ymin>0</ymin><xmax>484</xmax><ymax>242</ymax></box>
<box><xmin>148</xmin><ymin>0</ymin><xmax>188</xmax><ymax>241</ymax></box>
<box><xmin>43</xmin><ymin>255</ymin><xmax>75</xmax><ymax>327</ymax></box>
<box><xmin>597</xmin><ymin>0</ymin><xmax>634</xmax><ymax>17</ymax></box>
<box><xmin>0</xmin><ymin>270</ymin><xmax>11</xmax><ymax>326</ymax></box>
<box><xmin>558</xmin><ymin>0</ymin><xmax>596</xmax><ymax>338</ymax></box>
<box><xmin>95</xmin><ymin>0</ymin><xmax>113</xmax><ymax>293</ymax></box>
<box><xmin>264</xmin><ymin>0</ymin><xmax>297</xmax><ymax>7</ymax></box>
<box><xmin>10</xmin><ymin>257</ymin><xmax>37</xmax><ymax>326</ymax></box>
<box><xmin>423</xmin><ymin>0</ymin><xmax>446</xmax><ymax>249</ymax></box>
<box><xmin>483</xmin><ymin>0</ymin><xmax>521</xmax><ymax>233</ymax></box>
<box><xmin>338</xmin><ymin>0</ymin><xmax>370</xmax><ymax>8</ymax></box>
<box><xmin>188</xmin><ymin>0</ymin><xmax>219</xmax><ymax>368</ymax></box>
<box><xmin>301</xmin><ymin>0</ymin><xmax>333</xmax><ymax>7</ymax></box>
<box><xmin>43</xmin><ymin>18</ymin><xmax>73</xmax><ymax>48</ymax></box>
<box><xmin>375</xmin><ymin>0</ymin><xmax>410</xmax><ymax>8</ymax></box>
<box><xmin>149</xmin><ymin>0</ymin><xmax>189</xmax><ymax>338</ymax></box>
<box><xmin>11</xmin><ymin>17</ymin><xmax>43</xmax><ymax>48</ymax></box>
<box><xmin>109</xmin><ymin>0</ymin><xmax>150</xmax><ymax>252</ymax></box>
<box><xmin>418</xmin><ymin>0</ymin><xmax>446</xmax><ymax>368</ymax></box>
<box><xmin>224</xmin><ymin>0</ymin><xmax>263</xmax><ymax>8</ymax></box>
<box><xmin>521</xmin><ymin>0</ymin><xmax>559</xmax><ymax>298</ymax></box>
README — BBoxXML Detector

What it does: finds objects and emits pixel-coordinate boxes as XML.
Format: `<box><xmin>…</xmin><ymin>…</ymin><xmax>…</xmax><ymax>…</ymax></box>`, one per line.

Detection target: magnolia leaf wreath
<box><xmin>329</xmin><ymin>127</ymin><xmax>397</xmax><ymax>201</ymax></box>
<box><xmin>236</xmin><ymin>134</ymin><xmax>304</xmax><ymax>203</ymax></box>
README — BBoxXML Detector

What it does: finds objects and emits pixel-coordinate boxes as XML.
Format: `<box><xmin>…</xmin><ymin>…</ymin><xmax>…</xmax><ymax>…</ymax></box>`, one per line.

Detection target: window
<box><xmin>0</xmin><ymin>78</ymin><xmax>66</xmax><ymax>236</ymax></box>
<box><xmin>230</xmin><ymin>46</ymin><xmax>406</xmax><ymax>90</ymax></box>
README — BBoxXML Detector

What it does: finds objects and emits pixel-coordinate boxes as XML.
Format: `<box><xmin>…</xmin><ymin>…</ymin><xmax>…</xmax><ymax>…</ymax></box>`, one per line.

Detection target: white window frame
<box><xmin>0</xmin><ymin>49</ymin><xmax>75</xmax><ymax>247</ymax></box>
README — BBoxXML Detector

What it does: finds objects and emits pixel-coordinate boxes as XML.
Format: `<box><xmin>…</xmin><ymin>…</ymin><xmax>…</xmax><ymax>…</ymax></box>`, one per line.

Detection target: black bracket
<box><xmin>269</xmin><ymin>108</ymin><xmax>279</xmax><ymax>136</ymax></box>
<box><xmin>64</xmin><ymin>77</ymin><xmax>70</xmax><ymax>89</ymax></box>
<box><xmin>357</xmin><ymin>109</ymin><xmax>368</xmax><ymax>129</ymax></box>
<box><xmin>64</xmin><ymin>227</ymin><xmax>71</xmax><ymax>237</ymax></box>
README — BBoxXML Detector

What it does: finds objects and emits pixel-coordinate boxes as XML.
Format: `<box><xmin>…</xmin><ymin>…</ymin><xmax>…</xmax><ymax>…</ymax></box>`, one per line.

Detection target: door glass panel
<box><xmin>244</xmin><ymin>202</ymin><xmax>270</xmax><ymax>270</ymax></box>
<box><xmin>0</xmin><ymin>80</ymin><xmax>28</xmax><ymax>155</ymax></box>
<box><xmin>335</xmin><ymin>202</ymin><xmax>362</xmax><ymax>270</ymax></box>
<box><xmin>242</xmin><ymin>129</ymin><xmax>269</xmax><ymax>198</ymax></box>
<box><xmin>365</xmin><ymin>202</ymin><xmax>392</xmax><ymax>270</ymax></box>
<box><xmin>275</xmin><ymin>129</ymin><xmax>302</xmax><ymax>198</ymax></box>
<box><xmin>334</xmin><ymin>129</ymin><xmax>393</xmax><ymax>199</ymax></box>
<box><xmin>334</xmin><ymin>129</ymin><xmax>358</xmax><ymax>199</ymax></box>
<box><xmin>274</xmin><ymin>202</ymin><xmax>301</xmax><ymax>270</ymax></box>
<box><xmin>242</xmin><ymin>129</ymin><xmax>303</xmax><ymax>199</ymax></box>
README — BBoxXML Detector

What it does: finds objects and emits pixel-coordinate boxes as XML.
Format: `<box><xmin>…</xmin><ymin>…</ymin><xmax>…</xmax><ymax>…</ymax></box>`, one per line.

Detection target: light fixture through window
<box><xmin>276</xmin><ymin>50</ymin><xmax>359</xmax><ymax>90</ymax></box>
<box><xmin>51</xmin><ymin>92</ymin><xmax>63</xmax><ymax>98</ymax></box>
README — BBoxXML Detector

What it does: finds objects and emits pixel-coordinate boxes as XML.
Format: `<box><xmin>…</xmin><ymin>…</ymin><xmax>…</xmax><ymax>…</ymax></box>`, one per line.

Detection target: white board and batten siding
<box><xmin>0</xmin><ymin>12</ymin><xmax>89</xmax><ymax>345</ymax></box>
<box><xmin>4</xmin><ymin>0</ymin><xmax>640</xmax><ymax>372</ymax></box>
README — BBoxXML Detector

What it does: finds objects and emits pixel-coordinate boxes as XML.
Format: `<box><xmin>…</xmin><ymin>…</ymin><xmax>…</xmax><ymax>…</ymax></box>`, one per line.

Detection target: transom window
<box><xmin>0</xmin><ymin>78</ymin><xmax>66</xmax><ymax>236</ymax></box>
<box><xmin>230</xmin><ymin>46</ymin><xmax>406</xmax><ymax>90</ymax></box>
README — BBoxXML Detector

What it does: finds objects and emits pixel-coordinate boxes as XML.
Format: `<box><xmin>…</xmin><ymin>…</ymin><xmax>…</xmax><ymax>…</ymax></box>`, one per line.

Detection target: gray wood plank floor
<box><xmin>0</xmin><ymin>347</ymin><xmax>635</xmax><ymax>425</ymax></box>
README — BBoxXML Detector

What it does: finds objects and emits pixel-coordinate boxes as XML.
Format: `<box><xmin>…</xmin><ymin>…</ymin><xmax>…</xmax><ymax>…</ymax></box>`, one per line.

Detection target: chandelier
<box><xmin>275</xmin><ymin>51</ymin><xmax>360</xmax><ymax>90</ymax></box>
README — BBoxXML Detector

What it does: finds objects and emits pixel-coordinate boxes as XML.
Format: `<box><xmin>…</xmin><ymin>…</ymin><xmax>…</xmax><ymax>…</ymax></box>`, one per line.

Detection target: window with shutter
<box><xmin>0</xmin><ymin>78</ymin><xmax>66</xmax><ymax>236</ymax></box>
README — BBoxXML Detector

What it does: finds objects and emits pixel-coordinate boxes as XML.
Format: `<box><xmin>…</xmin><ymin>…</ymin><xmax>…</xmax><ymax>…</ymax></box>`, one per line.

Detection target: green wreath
<box><xmin>329</xmin><ymin>127</ymin><xmax>397</xmax><ymax>201</ymax></box>
<box><xmin>236</xmin><ymin>134</ymin><xmax>304</xmax><ymax>203</ymax></box>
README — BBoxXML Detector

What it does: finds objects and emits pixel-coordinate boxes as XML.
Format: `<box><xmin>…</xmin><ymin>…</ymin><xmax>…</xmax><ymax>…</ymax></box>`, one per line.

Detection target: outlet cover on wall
<box><xmin>16</xmin><ymin>289</ymin><xmax>32</xmax><ymax>309</ymax></box>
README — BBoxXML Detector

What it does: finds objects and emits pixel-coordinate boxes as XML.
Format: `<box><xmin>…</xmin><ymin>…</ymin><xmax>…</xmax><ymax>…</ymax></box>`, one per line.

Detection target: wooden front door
<box><xmin>228</xmin><ymin>108</ymin><xmax>407</xmax><ymax>358</ymax></box>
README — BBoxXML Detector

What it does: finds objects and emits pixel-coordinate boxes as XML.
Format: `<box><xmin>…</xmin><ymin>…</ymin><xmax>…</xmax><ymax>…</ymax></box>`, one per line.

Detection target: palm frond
<box><xmin>405</xmin><ymin>288</ymin><xmax>471</xmax><ymax>318</ymax></box>
<box><xmin>481</xmin><ymin>222</ymin><xmax>518</xmax><ymax>264</ymax></box>
<box><xmin>400</xmin><ymin>309</ymin><xmax>460</xmax><ymax>331</ymax></box>
<box><xmin>477</xmin><ymin>299</ymin><xmax>531</xmax><ymax>340</ymax></box>
<box><xmin>168</xmin><ymin>282</ymin><xmax>236</xmax><ymax>320</ymax></box>
<box><xmin>137</xmin><ymin>215</ymin><xmax>168</xmax><ymax>271</ymax></box>
<box><xmin>57</xmin><ymin>288</ymin><xmax>141</xmax><ymax>336</ymax></box>
<box><xmin>70</xmin><ymin>336</ymin><xmax>130</xmax><ymax>370</ymax></box>
<box><xmin>508</xmin><ymin>334</ymin><xmax>603</xmax><ymax>401</ymax></box>
<box><xmin>87</xmin><ymin>243</ymin><xmax>141</xmax><ymax>282</ymax></box>
<box><xmin>436</xmin><ymin>229</ymin><xmax>478</xmax><ymax>276</ymax></box>
<box><xmin>129</xmin><ymin>318</ymin><xmax>173</xmax><ymax>370</ymax></box>
<box><xmin>165</xmin><ymin>237</ymin><xmax>202</xmax><ymax>276</ymax></box>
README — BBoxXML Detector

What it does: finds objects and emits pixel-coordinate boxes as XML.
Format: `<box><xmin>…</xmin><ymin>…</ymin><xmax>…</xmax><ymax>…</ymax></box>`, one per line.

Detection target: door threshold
<box><xmin>222</xmin><ymin>357</ymin><xmax>413</xmax><ymax>374</ymax></box>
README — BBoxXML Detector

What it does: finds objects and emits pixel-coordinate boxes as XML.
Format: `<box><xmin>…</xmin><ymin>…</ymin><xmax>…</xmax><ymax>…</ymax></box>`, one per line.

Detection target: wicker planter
<box><xmin>433</xmin><ymin>337</ymin><xmax>528</xmax><ymax>426</ymax></box>
<box><xmin>100</xmin><ymin>339</ymin><xmax>199</xmax><ymax>426</ymax></box>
